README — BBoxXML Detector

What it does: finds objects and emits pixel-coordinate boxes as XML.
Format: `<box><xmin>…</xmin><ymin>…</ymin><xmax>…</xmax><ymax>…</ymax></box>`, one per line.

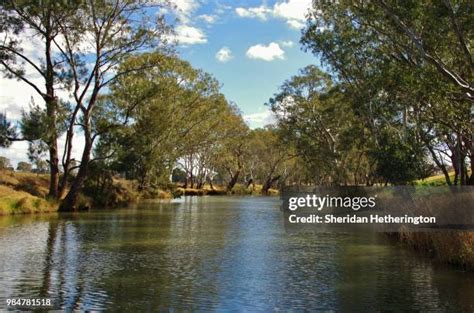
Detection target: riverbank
<box><xmin>0</xmin><ymin>171</ymin><xmax>58</xmax><ymax>215</ymax></box>
<box><xmin>0</xmin><ymin>170</ymin><xmax>161</xmax><ymax>214</ymax></box>
<box><xmin>0</xmin><ymin>171</ymin><xmax>279</xmax><ymax>215</ymax></box>
<box><xmin>394</xmin><ymin>231</ymin><xmax>474</xmax><ymax>270</ymax></box>
<box><xmin>176</xmin><ymin>184</ymin><xmax>279</xmax><ymax>196</ymax></box>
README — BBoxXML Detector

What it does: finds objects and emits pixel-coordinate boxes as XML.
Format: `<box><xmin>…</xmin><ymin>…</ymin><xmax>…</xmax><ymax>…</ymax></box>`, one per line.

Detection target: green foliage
<box><xmin>96</xmin><ymin>52</ymin><xmax>242</xmax><ymax>191</ymax></box>
<box><xmin>16</xmin><ymin>162</ymin><xmax>32</xmax><ymax>172</ymax></box>
<box><xmin>0</xmin><ymin>156</ymin><xmax>12</xmax><ymax>170</ymax></box>
<box><xmin>288</xmin><ymin>0</ymin><xmax>474</xmax><ymax>186</ymax></box>
<box><xmin>369</xmin><ymin>130</ymin><xmax>434</xmax><ymax>185</ymax></box>
<box><xmin>246</xmin><ymin>126</ymin><xmax>292</xmax><ymax>192</ymax></box>
<box><xmin>269</xmin><ymin>65</ymin><xmax>369</xmax><ymax>185</ymax></box>
<box><xmin>0</xmin><ymin>113</ymin><xmax>17</xmax><ymax>147</ymax></box>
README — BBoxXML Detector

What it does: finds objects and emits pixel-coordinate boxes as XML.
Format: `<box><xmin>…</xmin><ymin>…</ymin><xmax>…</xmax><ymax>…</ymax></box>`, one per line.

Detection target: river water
<box><xmin>0</xmin><ymin>196</ymin><xmax>472</xmax><ymax>311</ymax></box>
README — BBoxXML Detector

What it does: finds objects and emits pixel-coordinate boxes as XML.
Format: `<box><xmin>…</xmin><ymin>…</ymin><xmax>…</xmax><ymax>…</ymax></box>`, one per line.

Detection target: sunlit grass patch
<box><xmin>0</xmin><ymin>185</ymin><xmax>58</xmax><ymax>215</ymax></box>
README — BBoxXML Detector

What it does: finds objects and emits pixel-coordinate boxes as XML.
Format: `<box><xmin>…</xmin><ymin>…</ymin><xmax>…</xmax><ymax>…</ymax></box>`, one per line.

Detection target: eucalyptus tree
<box><xmin>97</xmin><ymin>53</ymin><xmax>230</xmax><ymax>191</ymax></box>
<box><xmin>1</xmin><ymin>0</ymin><xmax>173</xmax><ymax>209</ymax></box>
<box><xmin>56</xmin><ymin>1</ymin><xmax>171</xmax><ymax>210</ymax></box>
<box><xmin>268</xmin><ymin>65</ymin><xmax>367</xmax><ymax>185</ymax></box>
<box><xmin>0</xmin><ymin>0</ymin><xmax>76</xmax><ymax>196</ymax></box>
<box><xmin>16</xmin><ymin>161</ymin><xmax>32</xmax><ymax>172</ymax></box>
<box><xmin>301</xmin><ymin>0</ymin><xmax>473</xmax><ymax>185</ymax></box>
<box><xmin>0</xmin><ymin>156</ymin><xmax>11</xmax><ymax>169</ymax></box>
<box><xmin>247</xmin><ymin>127</ymin><xmax>293</xmax><ymax>193</ymax></box>
<box><xmin>211</xmin><ymin>105</ymin><xmax>250</xmax><ymax>192</ymax></box>
<box><xmin>0</xmin><ymin>113</ymin><xmax>16</xmax><ymax>147</ymax></box>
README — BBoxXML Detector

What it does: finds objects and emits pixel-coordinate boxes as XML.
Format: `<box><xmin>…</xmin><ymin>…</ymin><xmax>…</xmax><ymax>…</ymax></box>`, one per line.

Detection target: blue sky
<box><xmin>165</xmin><ymin>0</ymin><xmax>317</xmax><ymax>127</ymax></box>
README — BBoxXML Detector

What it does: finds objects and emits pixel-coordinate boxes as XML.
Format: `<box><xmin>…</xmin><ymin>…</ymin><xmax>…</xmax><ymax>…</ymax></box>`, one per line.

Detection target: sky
<box><xmin>165</xmin><ymin>0</ymin><xmax>317</xmax><ymax>127</ymax></box>
<box><xmin>0</xmin><ymin>0</ymin><xmax>318</xmax><ymax>166</ymax></box>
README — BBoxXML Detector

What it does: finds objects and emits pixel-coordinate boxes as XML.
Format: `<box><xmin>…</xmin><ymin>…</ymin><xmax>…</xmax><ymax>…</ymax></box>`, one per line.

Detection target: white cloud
<box><xmin>170</xmin><ymin>25</ymin><xmax>207</xmax><ymax>45</ymax></box>
<box><xmin>215</xmin><ymin>47</ymin><xmax>233</xmax><ymax>63</ymax></box>
<box><xmin>160</xmin><ymin>0</ymin><xmax>209</xmax><ymax>46</ymax></box>
<box><xmin>280</xmin><ymin>40</ymin><xmax>294</xmax><ymax>47</ymax></box>
<box><xmin>243</xmin><ymin>110</ymin><xmax>276</xmax><ymax>128</ymax></box>
<box><xmin>170</xmin><ymin>0</ymin><xmax>200</xmax><ymax>23</ymax></box>
<box><xmin>235</xmin><ymin>6</ymin><xmax>272</xmax><ymax>20</ymax></box>
<box><xmin>273</xmin><ymin>0</ymin><xmax>311</xmax><ymax>28</ymax></box>
<box><xmin>198</xmin><ymin>14</ymin><xmax>218</xmax><ymax>24</ymax></box>
<box><xmin>0</xmin><ymin>31</ymin><xmax>45</xmax><ymax>122</ymax></box>
<box><xmin>285</xmin><ymin>19</ymin><xmax>305</xmax><ymax>29</ymax></box>
<box><xmin>215</xmin><ymin>3</ymin><xmax>232</xmax><ymax>15</ymax></box>
<box><xmin>246</xmin><ymin>42</ymin><xmax>285</xmax><ymax>61</ymax></box>
<box><xmin>235</xmin><ymin>0</ymin><xmax>312</xmax><ymax>30</ymax></box>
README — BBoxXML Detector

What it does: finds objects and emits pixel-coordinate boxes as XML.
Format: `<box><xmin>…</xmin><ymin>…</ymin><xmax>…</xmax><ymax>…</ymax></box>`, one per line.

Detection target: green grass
<box><xmin>0</xmin><ymin>185</ymin><xmax>58</xmax><ymax>215</ymax></box>
<box><xmin>415</xmin><ymin>172</ymin><xmax>456</xmax><ymax>186</ymax></box>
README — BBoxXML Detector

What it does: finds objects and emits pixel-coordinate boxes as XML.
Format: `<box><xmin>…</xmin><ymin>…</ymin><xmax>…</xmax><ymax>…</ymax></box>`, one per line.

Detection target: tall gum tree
<box><xmin>55</xmin><ymin>0</ymin><xmax>171</xmax><ymax>211</ymax></box>
<box><xmin>0</xmin><ymin>0</ymin><xmax>75</xmax><ymax>198</ymax></box>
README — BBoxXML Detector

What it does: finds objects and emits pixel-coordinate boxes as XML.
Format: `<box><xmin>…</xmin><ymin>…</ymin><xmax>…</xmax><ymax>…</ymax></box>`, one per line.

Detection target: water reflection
<box><xmin>0</xmin><ymin>196</ymin><xmax>472</xmax><ymax>311</ymax></box>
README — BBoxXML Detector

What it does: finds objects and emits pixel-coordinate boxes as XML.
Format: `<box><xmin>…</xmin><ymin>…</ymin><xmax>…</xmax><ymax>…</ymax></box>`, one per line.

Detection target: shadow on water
<box><xmin>0</xmin><ymin>196</ymin><xmax>473</xmax><ymax>311</ymax></box>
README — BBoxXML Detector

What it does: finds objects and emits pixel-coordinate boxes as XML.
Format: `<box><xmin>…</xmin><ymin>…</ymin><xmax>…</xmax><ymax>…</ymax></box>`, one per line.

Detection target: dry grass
<box><xmin>0</xmin><ymin>170</ymin><xmax>50</xmax><ymax>197</ymax></box>
<box><xmin>0</xmin><ymin>170</ymin><xmax>58</xmax><ymax>215</ymax></box>
<box><xmin>0</xmin><ymin>185</ymin><xmax>58</xmax><ymax>215</ymax></box>
<box><xmin>386</xmin><ymin>189</ymin><xmax>474</xmax><ymax>269</ymax></box>
<box><xmin>398</xmin><ymin>231</ymin><xmax>474</xmax><ymax>269</ymax></box>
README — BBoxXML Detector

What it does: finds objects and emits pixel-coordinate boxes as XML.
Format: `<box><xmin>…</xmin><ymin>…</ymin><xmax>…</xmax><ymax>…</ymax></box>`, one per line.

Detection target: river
<box><xmin>0</xmin><ymin>196</ymin><xmax>472</xmax><ymax>311</ymax></box>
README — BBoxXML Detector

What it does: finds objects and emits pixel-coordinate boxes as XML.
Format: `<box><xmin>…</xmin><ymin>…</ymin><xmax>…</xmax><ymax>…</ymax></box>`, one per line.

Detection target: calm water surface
<box><xmin>0</xmin><ymin>196</ymin><xmax>473</xmax><ymax>311</ymax></box>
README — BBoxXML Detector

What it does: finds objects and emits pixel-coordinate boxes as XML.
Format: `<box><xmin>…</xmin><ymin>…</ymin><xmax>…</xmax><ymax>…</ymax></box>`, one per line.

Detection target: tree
<box><xmin>97</xmin><ymin>53</ymin><xmax>232</xmax><ymax>191</ymax></box>
<box><xmin>247</xmin><ymin>127</ymin><xmax>293</xmax><ymax>193</ymax></box>
<box><xmin>1</xmin><ymin>0</ymin><xmax>172</xmax><ymax>210</ymax></box>
<box><xmin>56</xmin><ymin>1</ymin><xmax>171</xmax><ymax>211</ymax></box>
<box><xmin>0</xmin><ymin>156</ymin><xmax>12</xmax><ymax>169</ymax></box>
<box><xmin>34</xmin><ymin>159</ymin><xmax>49</xmax><ymax>174</ymax></box>
<box><xmin>211</xmin><ymin>106</ymin><xmax>250</xmax><ymax>192</ymax></box>
<box><xmin>269</xmin><ymin>65</ymin><xmax>368</xmax><ymax>185</ymax></box>
<box><xmin>0</xmin><ymin>0</ymin><xmax>77</xmax><ymax>197</ymax></box>
<box><xmin>300</xmin><ymin>0</ymin><xmax>473</xmax><ymax>185</ymax></box>
<box><xmin>0</xmin><ymin>113</ymin><xmax>16</xmax><ymax>147</ymax></box>
<box><xmin>16</xmin><ymin>161</ymin><xmax>32</xmax><ymax>172</ymax></box>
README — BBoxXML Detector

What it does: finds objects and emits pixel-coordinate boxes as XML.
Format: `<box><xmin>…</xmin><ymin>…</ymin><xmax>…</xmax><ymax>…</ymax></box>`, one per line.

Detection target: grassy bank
<box><xmin>0</xmin><ymin>171</ymin><xmax>277</xmax><ymax>215</ymax></box>
<box><xmin>395</xmin><ymin>231</ymin><xmax>474</xmax><ymax>270</ymax></box>
<box><xmin>0</xmin><ymin>171</ymin><xmax>58</xmax><ymax>215</ymax></box>
<box><xmin>388</xmin><ymin>185</ymin><xmax>474</xmax><ymax>269</ymax></box>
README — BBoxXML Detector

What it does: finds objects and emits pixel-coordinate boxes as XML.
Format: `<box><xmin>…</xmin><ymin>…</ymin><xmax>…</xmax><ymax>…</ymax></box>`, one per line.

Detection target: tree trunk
<box><xmin>45</xmin><ymin>33</ymin><xmax>60</xmax><ymax>199</ymax></box>
<box><xmin>246</xmin><ymin>178</ymin><xmax>253</xmax><ymax>188</ymax></box>
<box><xmin>47</xmin><ymin>139</ymin><xmax>60</xmax><ymax>198</ymax></box>
<box><xmin>469</xmin><ymin>136</ymin><xmax>474</xmax><ymax>185</ymax></box>
<box><xmin>262</xmin><ymin>175</ymin><xmax>280</xmax><ymax>194</ymax></box>
<box><xmin>226</xmin><ymin>170</ymin><xmax>240</xmax><ymax>192</ymax></box>
<box><xmin>196</xmin><ymin>180</ymin><xmax>204</xmax><ymax>189</ymax></box>
<box><xmin>458</xmin><ymin>136</ymin><xmax>467</xmax><ymax>185</ymax></box>
<box><xmin>427</xmin><ymin>145</ymin><xmax>452</xmax><ymax>186</ymax></box>
<box><xmin>469</xmin><ymin>153</ymin><xmax>474</xmax><ymax>185</ymax></box>
<box><xmin>58</xmin><ymin>136</ymin><xmax>92</xmax><ymax>212</ymax></box>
